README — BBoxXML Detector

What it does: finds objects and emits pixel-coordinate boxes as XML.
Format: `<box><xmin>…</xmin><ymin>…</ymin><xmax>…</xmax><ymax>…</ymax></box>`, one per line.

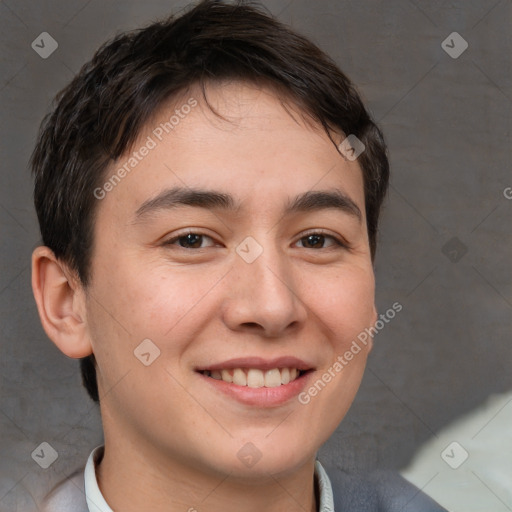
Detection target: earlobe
<box><xmin>31</xmin><ymin>246</ymin><xmax>93</xmax><ymax>358</ymax></box>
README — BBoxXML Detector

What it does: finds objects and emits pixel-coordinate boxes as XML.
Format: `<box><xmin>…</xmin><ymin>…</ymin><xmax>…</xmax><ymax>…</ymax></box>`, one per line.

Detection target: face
<box><xmin>85</xmin><ymin>82</ymin><xmax>377</xmax><ymax>479</ymax></box>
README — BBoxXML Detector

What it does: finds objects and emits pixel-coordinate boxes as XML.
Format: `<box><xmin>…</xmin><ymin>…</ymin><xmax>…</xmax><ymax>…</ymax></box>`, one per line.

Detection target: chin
<box><xmin>201</xmin><ymin>433</ymin><xmax>318</xmax><ymax>480</ymax></box>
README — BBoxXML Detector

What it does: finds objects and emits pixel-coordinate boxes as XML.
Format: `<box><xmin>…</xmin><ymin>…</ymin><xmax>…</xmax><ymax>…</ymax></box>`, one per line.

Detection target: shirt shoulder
<box><xmin>41</xmin><ymin>469</ymin><xmax>88</xmax><ymax>512</ymax></box>
<box><xmin>325</xmin><ymin>465</ymin><xmax>448</xmax><ymax>512</ymax></box>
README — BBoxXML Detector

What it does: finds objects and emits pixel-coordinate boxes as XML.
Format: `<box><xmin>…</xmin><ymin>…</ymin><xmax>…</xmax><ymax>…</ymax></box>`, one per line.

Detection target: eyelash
<box><xmin>296</xmin><ymin>230</ymin><xmax>349</xmax><ymax>250</ymax></box>
<box><xmin>162</xmin><ymin>229</ymin><xmax>349</xmax><ymax>251</ymax></box>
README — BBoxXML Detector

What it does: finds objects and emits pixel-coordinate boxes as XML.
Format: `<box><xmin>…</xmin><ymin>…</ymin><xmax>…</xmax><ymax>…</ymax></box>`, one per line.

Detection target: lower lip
<box><xmin>198</xmin><ymin>371</ymin><xmax>313</xmax><ymax>407</ymax></box>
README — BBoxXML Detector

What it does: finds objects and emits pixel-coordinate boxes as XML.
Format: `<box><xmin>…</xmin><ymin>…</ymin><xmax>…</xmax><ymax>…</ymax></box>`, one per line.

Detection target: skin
<box><xmin>32</xmin><ymin>81</ymin><xmax>378</xmax><ymax>512</ymax></box>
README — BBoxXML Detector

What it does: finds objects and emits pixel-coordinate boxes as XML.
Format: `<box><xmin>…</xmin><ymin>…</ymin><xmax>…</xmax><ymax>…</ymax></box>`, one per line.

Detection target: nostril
<box><xmin>242</xmin><ymin>322</ymin><xmax>261</xmax><ymax>328</ymax></box>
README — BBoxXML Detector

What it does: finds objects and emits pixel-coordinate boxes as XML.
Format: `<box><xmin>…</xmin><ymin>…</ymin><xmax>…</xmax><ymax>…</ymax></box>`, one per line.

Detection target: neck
<box><xmin>96</xmin><ymin>432</ymin><xmax>318</xmax><ymax>512</ymax></box>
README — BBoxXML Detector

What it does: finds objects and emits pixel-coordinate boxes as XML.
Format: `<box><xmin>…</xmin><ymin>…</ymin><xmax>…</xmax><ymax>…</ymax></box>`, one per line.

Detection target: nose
<box><xmin>221</xmin><ymin>240</ymin><xmax>308</xmax><ymax>338</ymax></box>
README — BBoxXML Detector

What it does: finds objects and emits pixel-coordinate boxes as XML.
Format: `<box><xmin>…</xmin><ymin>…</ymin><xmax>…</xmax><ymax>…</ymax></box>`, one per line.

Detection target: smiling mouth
<box><xmin>199</xmin><ymin>368</ymin><xmax>309</xmax><ymax>388</ymax></box>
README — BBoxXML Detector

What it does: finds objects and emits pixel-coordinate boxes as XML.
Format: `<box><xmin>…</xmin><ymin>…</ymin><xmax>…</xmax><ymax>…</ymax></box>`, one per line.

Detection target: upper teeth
<box><xmin>203</xmin><ymin>368</ymin><xmax>300</xmax><ymax>388</ymax></box>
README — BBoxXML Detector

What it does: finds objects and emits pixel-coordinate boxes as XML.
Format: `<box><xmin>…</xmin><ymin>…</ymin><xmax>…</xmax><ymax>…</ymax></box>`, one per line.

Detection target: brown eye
<box><xmin>178</xmin><ymin>233</ymin><xmax>204</xmax><ymax>248</ymax></box>
<box><xmin>164</xmin><ymin>232</ymin><xmax>216</xmax><ymax>249</ymax></box>
<box><xmin>302</xmin><ymin>234</ymin><xmax>323</xmax><ymax>248</ymax></box>
<box><xmin>296</xmin><ymin>232</ymin><xmax>345</xmax><ymax>249</ymax></box>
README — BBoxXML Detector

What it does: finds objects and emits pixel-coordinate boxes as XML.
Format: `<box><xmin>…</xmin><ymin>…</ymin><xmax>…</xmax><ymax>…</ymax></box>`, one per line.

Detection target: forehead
<box><xmin>96</xmin><ymin>81</ymin><xmax>366</xmax><ymax>225</ymax></box>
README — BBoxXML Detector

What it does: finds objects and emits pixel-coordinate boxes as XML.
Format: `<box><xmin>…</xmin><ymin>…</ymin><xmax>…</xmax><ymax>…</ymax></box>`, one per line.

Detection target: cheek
<box><xmin>300</xmin><ymin>264</ymin><xmax>376</xmax><ymax>344</ymax></box>
<box><xmin>125</xmin><ymin>266</ymin><xmax>230</xmax><ymax>338</ymax></box>
<box><xmin>85</xmin><ymin>262</ymin><xmax>214</xmax><ymax>418</ymax></box>
<box><xmin>87</xmin><ymin>258</ymin><xmax>226</xmax><ymax>357</ymax></box>
<box><xmin>295</xmin><ymin>268</ymin><xmax>375</xmax><ymax>442</ymax></box>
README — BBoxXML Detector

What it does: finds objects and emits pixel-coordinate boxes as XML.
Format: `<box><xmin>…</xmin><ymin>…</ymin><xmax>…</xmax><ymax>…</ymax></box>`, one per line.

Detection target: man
<box><xmin>31</xmin><ymin>1</ymin><xmax>446</xmax><ymax>510</ymax></box>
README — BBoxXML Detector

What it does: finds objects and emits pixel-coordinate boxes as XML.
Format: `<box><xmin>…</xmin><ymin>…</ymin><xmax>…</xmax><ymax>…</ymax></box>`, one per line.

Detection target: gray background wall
<box><xmin>1</xmin><ymin>0</ymin><xmax>511</xmax><ymax>510</ymax></box>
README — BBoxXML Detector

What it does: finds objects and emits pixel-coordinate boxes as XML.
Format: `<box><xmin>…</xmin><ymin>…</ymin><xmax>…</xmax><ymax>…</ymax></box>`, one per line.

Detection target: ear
<box><xmin>31</xmin><ymin>246</ymin><xmax>92</xmax><ymax>358</ymax></box>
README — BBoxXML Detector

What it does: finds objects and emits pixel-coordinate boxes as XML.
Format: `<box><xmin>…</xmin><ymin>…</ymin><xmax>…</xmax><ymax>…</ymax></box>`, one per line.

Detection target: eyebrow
<box><xmin>134</xmin><ymin>186</ymin><xmax>362</xmax><ymax>222</ymax></box>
